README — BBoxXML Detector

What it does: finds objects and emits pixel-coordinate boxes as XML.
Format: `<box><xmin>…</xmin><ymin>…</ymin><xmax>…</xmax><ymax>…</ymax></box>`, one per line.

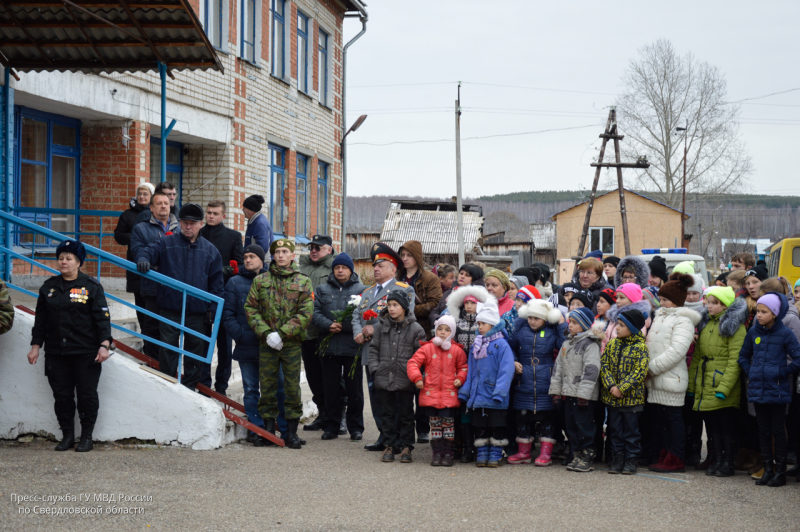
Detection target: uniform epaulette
<box><xmin>395</xmin><ymin>281</ymin><xmax>410</xmax><ymax>288</ymax></box>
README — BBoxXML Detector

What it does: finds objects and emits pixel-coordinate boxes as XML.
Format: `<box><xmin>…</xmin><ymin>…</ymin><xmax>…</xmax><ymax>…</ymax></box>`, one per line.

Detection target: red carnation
<box><xmin>229</xmin><ymin>260</ymin><xmax>239</xmax><ymax>275</ymax></box>
<box><xmin>165</xmin><ymin>231</ymin><xmax>173</xmax><ymax>236</ymax></box>
<box><xmin>362</xmin><ymin>309</ymin><xmax>378</xmax><ymax>321</ymax></box>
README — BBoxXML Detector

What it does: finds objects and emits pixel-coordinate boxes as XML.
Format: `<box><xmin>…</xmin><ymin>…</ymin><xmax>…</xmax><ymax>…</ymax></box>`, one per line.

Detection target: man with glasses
<box><xmin>298</xmin><ymin>234</ymin><xmax>335</xmax><ymax>431</ymax></box>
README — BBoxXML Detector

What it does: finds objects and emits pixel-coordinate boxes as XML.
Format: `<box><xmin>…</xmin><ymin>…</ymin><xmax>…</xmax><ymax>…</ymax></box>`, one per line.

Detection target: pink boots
<box><xmin>534</xmin><ymin>437</ymin><xmax>555</xmax><ymax>467</ymax></box>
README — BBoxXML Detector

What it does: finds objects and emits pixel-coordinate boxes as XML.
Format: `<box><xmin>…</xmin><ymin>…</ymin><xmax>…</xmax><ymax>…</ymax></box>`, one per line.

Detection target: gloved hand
<box><xmin>715</xmin><ymin>391</ymin><xmax>726</xmax><ymax>400</ymax></box>
<box><xmin>137</xmin><ymin>259</ymin><xmax>150</xmax><ymax>273</ymax></box>
<box><xmin>267</xmin><ymin>331</ymin><xmax>283</xmax><ymax>351</ymax></box>
<box><xmin>222</xmin><ymin>265</ymin><xmax>235</xmax><ymax>277</ymax></box>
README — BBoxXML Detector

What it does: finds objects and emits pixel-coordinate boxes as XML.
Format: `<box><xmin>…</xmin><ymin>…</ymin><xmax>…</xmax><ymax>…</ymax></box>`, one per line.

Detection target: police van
<box><xmin>636</xmin><ymin>248</ymin><xmax>710</xmax><ymax>284</ymax></box>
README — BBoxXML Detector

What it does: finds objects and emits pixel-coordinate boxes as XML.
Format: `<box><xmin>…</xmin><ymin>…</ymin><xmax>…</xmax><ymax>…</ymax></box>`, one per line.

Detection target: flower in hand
<box><xmin>362</xmin><ymin>309</ymin><xmax>378</xmax><ymax>321</ymax></box>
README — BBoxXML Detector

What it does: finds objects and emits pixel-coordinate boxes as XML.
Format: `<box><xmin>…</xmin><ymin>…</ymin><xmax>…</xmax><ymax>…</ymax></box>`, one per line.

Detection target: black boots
<box><xmin>284</xmin><ymin>419</ymin><xmax>303</xmax><ymax>449</ymax></box>
<box><xmin>768</xmin><ymin>462</ymin><xmax>787</xmax><ymax>487</ymax></box>
<box><xmin>75</xmin><ymin>424</ymin><xmax>94</xmax><ymax>452</ymax></box>
<box><xmin>54</xmin><ymin>427</ymin><xmax>75</xmax><ymax>452</ymax></box>
<box><xmin>756</xmin><ymin>461</ymin><xmax>774</xmax><ymax>486</ymax></box>
<box><xmin>254</xmin><ymin>418</ymin><xmax>276</xmax><ymax>446</ymax></box>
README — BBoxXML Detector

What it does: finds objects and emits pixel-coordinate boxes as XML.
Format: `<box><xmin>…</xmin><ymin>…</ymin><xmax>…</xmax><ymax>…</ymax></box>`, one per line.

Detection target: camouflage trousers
<box><xmin>258</xmin><ymin>344</ymin><xmax>302</xmax><ymax>420</ymax></box>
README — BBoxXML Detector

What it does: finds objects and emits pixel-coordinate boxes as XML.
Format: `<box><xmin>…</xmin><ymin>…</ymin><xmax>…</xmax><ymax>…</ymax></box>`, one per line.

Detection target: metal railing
<box><xmin>0</xmin><ymin>210</ymin><xmax>223</xmax><ymax>385</ymax></box>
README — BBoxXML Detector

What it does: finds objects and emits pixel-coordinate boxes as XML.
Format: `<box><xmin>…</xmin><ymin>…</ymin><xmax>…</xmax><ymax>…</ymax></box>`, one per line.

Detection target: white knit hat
<box><xmin>475</xmin><ymin>304</ymin><xmax>500</xmax><ymax>326</ymax></box>
<box><xmin>137</xmin><ymin>181</ymin><xmax>155</xmax><ymax>195</ymax></box>
<box><xmin>518</xmin><ymin>299</ymin><xmax>561</xmax><ymax>324</ymax></box>
<box><xmin>433</xmin><ymin>315</ymin><xmax>457</xmax><ymax>350</ymax></box>
<box><xmin>688</xmin><ymin>273</ymin><xmax>706</xmax><ymax>294</ymax></box>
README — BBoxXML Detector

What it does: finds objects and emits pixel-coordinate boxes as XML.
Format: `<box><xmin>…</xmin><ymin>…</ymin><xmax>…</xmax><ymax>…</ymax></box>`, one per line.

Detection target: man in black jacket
<box><xmin>199</xmin><ymin>200</ymin><xmax>244</xmax><ymax>394</ymax></box>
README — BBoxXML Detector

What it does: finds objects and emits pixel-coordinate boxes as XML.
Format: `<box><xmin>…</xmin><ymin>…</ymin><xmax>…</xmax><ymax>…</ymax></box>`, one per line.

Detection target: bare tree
<box><xmin>616</xmin><ymin>40</ymin><xmax>751</xmax><ymax>207</ymax></box>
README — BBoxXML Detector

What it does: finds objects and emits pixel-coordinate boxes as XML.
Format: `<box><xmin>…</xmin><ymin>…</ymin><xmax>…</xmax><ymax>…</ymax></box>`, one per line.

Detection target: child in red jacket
<box><xmin>407</xmin><ymin>315</ymin><xmax>468</xmax><ymax>466</ymax></box>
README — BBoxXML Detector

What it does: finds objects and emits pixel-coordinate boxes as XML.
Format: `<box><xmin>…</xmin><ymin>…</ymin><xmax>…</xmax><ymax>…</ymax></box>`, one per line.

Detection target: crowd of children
<box><xmin>362</xmin><ymin>252</ymin><xmax>800</xmax><ymax>487</ymax></box>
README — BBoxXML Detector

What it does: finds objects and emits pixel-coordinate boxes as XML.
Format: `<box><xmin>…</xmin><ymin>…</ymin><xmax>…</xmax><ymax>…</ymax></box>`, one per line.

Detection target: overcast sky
<box><xmin>342</xmin><ymin>1</ymin><xmax>799</xmax><ymax>200</ymax></box>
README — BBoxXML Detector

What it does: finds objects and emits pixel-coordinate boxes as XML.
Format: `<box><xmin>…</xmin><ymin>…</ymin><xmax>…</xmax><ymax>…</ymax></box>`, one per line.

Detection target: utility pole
<box><xmin>455</xmin><ymin>82</ymin><xmax>465</xmax><ymax>267</ymax></box>
<box><xmin>676</xmin><ymin>122</ymin><xmax>688</xmax><ymax>248</ymax></box>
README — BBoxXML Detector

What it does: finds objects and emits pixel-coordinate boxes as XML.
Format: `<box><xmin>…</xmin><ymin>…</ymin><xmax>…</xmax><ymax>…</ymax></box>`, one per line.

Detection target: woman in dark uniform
<box><xmin>26</xmin><ymin>240</ymin><xmax>113</xmax><ymax>452</ymax></box>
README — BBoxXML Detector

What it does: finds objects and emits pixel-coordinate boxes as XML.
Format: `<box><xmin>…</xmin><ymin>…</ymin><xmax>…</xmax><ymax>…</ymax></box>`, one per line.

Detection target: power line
<box><xmin>726</xmin><ymin>87</ymin><xmax>800</xmax><ymax>104</ymax></box>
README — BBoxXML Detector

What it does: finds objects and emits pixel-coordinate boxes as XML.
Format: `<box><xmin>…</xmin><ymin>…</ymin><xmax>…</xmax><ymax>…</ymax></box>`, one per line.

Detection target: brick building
<box><xmin>3</xmin><ymin>0</ymin><xmax>367</xmax><ymax>276</ymax></box>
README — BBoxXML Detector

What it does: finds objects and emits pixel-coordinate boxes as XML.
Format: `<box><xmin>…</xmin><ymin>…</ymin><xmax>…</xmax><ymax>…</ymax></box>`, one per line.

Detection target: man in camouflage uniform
<box><xmin>353</xmin><ymin>242</ymin><xmax>416</xmax><ymax>451</ymax></box>
<box><xmin>0</xmin><ymin>279</ymin><xmax>14</xmax><ymax>334</ymax></box>
<box><xmin>245</xmin><ymin>238</ymin><xmax>313</xmax><ymax>449</ymax></box>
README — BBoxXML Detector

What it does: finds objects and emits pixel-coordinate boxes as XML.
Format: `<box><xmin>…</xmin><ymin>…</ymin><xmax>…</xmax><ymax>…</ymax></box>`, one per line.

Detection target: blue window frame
<box><xmin>317</xmin><ymin>161</ymin><xmax>328</xmax><ymax>235</ymax></box>
<box><xmin>202</xmin><ymin>0</ymin><xmax>224</xmax><ymax>49</ymax></box>
<box><xmin>271</xmin><ymin>0</ymin><xmax>285</xmax><ymax>77</ymax></box>
<box><xmin>296</xmin><ymin>154</ymin><xmax>308</xmax><ymax>237</ymax></box>
<box><xmin>240</xmin><ymin>0</ymin><xmax>256</xmax><ymax>62</ymax></box>
<box><xmin>150</xmin><ymin>139</ymin><xmax>184</xmax><ymax>207</ymax></box>
<box><xmin>14</xmin><ymin>107</ymin><xmax>81</xmax><ymax>244</ymax></box>
<box><xmin>269</xmin><ymin>144</ymin><xmax>286</xmax><ymax>235</ymax></box>
<box><xmin>296</xmin><ymin>10</ymin><xmax>309</xmax><ymax>93</ymax></box>
<box><xmin>317</xmin><ymin>28</ymin><xmax>329</xmax><ymax>105</ymax></box>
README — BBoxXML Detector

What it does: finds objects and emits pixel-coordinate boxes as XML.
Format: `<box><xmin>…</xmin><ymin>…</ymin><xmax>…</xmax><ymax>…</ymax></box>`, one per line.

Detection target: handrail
<box><xmin>0</xmin><ymin>209</ymin><xmax>223</xmax><ymax>385</ymax></box>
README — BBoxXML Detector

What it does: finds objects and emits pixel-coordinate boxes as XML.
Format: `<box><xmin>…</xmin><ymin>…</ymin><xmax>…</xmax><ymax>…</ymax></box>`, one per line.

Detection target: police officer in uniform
<box><xmin>353</xmin><ymin>242</ymin><xmax>416</xmax><ymax>451</ymax></box>
<box><xmin>27</xmin><ymin>240</ymin><xmax>113</xmax><ymax>452</ymax></box>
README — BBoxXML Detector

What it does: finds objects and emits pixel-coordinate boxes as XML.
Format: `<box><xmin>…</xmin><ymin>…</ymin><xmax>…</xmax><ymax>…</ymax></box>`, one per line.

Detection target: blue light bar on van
<box><xmin>641</xmin><ymin>248</ymin><xmax>688</xmax><ymax>254</ymax></box>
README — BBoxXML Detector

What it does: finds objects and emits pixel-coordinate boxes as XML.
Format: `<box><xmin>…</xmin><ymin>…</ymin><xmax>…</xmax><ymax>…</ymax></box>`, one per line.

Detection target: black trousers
<box><xmin>469</xmin><ymin>407</ymin><xmax>508</xmax><ymax>443</ymax></box>
<box><xmin>703</xmin><ymin>407</ymin><xmax>738</xmax><ymax>464</ymax></box>
<box><xmin>321</xmin><ymin>355</ymin><xmax>364</xmax><ymax>435</ymax></box>
<box><xmin>515</xmin><ymin>409</ymin><xmax>555</xmax><ymax>440</ymax></box>
<box><xmin>607</xmin><ymin>407</ymin><xmax>642</xmax><ymax>459</ymax></box>
<box><xmin>755</xmin><ymin>403</ymin><xmax>788</xmax><ymax>464</ymax></box>
<box><xmin>374</xmin><ymin>388</ymin><xmax>415</xmax><ymax>452</ymax></box>
<box><xmin>45</xmin><ymin>354</ymin><xmax>101</xmax><ymax>430</ymax></box>
<box><xmin>301</xmin><ymin>339</ymin><xmax>325</xmax><ymax>410</ymax></box>
<box><xmin>651</xmin><ymin>403</ymin><xmax>686</xmax><ymax>460</ymax></box>
<box><xmin>159</xmin><ymin>311</ymin><xmax>209</xmax><ymax>390</ymax></box>
<box><xmin>415</xmin><ymin>389</ymin><xmax>430</xmax><ymax>436</ymax></box>
<box><xmin>199</xmin><ymin>322</ymin><xmax>232</xmax><ymax>392</ymax></box>
<box><xmin>137</xmin><ymin>293</ymin><xmax>161</xmax><ymax>360</ymax></box>
<box><xmin>564</xmin><ymin>398</ymin><xmax>597</xmax><ymax>454</ymax></box>
<box><xmin>684</xmin><ymin>395</ymin><xmax>703</xmax><ymax>461</ymax></box>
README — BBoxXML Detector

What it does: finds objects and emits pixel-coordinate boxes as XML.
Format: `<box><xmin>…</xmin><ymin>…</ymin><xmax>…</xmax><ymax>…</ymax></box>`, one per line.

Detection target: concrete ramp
<box><xmin>0</xmin><ymin>309</ymin><xmax>238</xmax><ymax>450</ymax></box>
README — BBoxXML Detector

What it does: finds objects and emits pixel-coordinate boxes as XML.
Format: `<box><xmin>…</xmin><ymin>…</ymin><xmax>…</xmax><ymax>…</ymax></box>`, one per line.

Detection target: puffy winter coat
<box><xmin>244</xmin><ymin>211</ymin><xmax>273</xmax><ymax>251</ymax></box>
<box><xmin>550</xmin><ymin>324</ymin><xmax>603</xmax><ymax>401</ymax></box>
<box><xmin>312</xmin><ymin>271</ymin><xmax>366</xmax><ymax>357</ymax></box>
<box><xmin>603</xmin><ymin>299</ymin><xmax>652</xmax><ymax>351</ymax></box>
<box><xmin>600</xmin><ymin>333</ymin><xmax>649</xmax><ymax>408</ymax></box>
<box><xmin>646</xmin><ymin>306</ymin><xmax>702</xmax><ymax>406</ymax></box>
<box><xmin>687</xmin><ymin>298</ymin><xmax>747</xmax><ymax>412</ymax></box>
<box><xmin>614</xmin><ymin>255</ymin><xmax>650</xmax><ymax>289</ymax></box>
<box><xmin>508</xmin><ymin>318</ymin><xmax>566</xmax><ymax>412</ymax></box>
<box><xmin>739</xmin><ymin>293</ymin><xmax>800</xmax><ymax>404</ymax></box>
<box><xmin>407</xmin><ymin>340</ymin><xmax>468</xmax><ymax>409</ymax></box>
<box><xmin>367</xmin><ymin>313</ymin><xmax>426</xmax><ymax>392</ymax></box>
<box><xmin>223</xmin><ymin>268</ymin><xmax>266</xmax><ymax>362</ymax></box>
<box><xmin>458</xmin><ymin>323</ymin><xmax>516</xmax><ymax>410</ymax></box>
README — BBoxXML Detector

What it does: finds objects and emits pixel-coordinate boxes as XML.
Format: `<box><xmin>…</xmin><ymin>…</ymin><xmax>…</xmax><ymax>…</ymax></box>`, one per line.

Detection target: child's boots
<box><xmin>487</xmin><ymin>438</ymin><xmax>507</xmax><ymax>468</ymax></box>
<box><xmin>508</xmin><ymin>437</ymin><xmax>533</xmax><ymax>464</ymax></box>
<box><xmin>430</xmin><ymin>439</ymin><xmax>443</xmax><ymax>466</ymax></box>
<box><xmin>534</xmin><ymin>437</ymin><xmax>555</xmax><ymax>467</ymax></box>
<box><xmin>475</xmin><ymin>438</ymin><xmax>489</xmax><ymax>467</ymax></box>
<box><xmin>441</xmin><ymin>439</ymin><xmax>455</xmax><ymax>467</ymax></box>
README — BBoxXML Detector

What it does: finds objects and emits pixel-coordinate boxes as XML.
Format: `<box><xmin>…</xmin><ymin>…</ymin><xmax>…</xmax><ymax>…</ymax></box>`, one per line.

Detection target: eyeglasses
<box><xmin>309</xmin><ymin>245</ymin><xmax>321</xmax><ymax>251</ymax></box>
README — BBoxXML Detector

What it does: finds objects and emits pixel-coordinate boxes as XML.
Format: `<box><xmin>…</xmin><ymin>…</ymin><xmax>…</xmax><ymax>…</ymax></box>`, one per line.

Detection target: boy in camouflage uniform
<box><xmin>0</xmin><ymin>279</ymin><xmax>14</xmax><ymax>334</ymax></box>
<box><xmin>245</xmin><ymin>238</ymin><xmax>313</xmax><ymax>449</ymax></box>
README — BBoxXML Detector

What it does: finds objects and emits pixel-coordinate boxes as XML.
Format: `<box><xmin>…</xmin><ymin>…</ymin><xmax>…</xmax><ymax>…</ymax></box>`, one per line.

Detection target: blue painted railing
<box><xmin>0</xmin><ymin>209</ymin><xmax>223</xmax><ymax>385</ymax></box>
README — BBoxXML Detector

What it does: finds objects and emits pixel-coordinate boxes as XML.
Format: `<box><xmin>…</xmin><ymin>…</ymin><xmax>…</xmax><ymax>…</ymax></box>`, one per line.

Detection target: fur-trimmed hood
<box><xmin>698</xmin><ymin>296</ymin><xmax>748</xmax><ymax>337</ymax></box>
<box><xmin>654</xmin><ymin>305</ymin><xmax>702</xmax><ymax>326</ymax></box>
<box><xmin>446</xmin><ymin>285</ymin><xmax>494</xmax><ymax>318</ymax></box>
<box><xmin>606</xmin><ymin>299</ymin><xmax>652</xmax><ymax>323</ymax></box>
<box><xmin>614</xmin><ymin>255</ymin><xmax>650</xmax><ymax>289</ymax></box>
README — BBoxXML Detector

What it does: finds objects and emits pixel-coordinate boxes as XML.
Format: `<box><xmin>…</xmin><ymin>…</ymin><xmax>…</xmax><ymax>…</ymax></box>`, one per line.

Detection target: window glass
<box><xmin>296</xmin><ymin>12</ymin><xmax>308</xmax><ymax>92</ymax></box>
<box><xmin>21</xmin><ymin>118</ymin><xmax>46</xmax><ymax>161</ymax></box>
<box><xmin>317</xmin><ymin>30</ymin><xmax>328</xmax><ymax>104</ymax></box>
<box><xmin>52</xmin><ymin>123</ymin><xmax>76</xmax><ymax>147</ymax></box>
<box><xmin>792</xmin><ymin>246</ymin><xmax>800</xmax><ymax>267</ymax></box>
<box><xmin>317</xmin><ymin>161</ymin><xmax>327</xmax><ymax>234</ymax></box>
<box><xmin>271</xmin><ymin>0</ymin><xmax>285</xmax><ymax>77</ymax></box>
<box><xmin>20</xmin><ymin>164</ymin><xmax>46</xmax><ymax>207</ymax></box>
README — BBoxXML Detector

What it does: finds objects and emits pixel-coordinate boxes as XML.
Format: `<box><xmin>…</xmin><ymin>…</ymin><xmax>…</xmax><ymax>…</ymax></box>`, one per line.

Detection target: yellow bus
<box><xmin>767</xmin><ymin>238</ymin><xmax>800</xmax><ymax>287</ymax></box>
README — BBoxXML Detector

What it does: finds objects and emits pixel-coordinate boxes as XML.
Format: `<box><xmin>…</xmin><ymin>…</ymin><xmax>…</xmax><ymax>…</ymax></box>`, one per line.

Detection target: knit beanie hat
<box><xmin>484</xmin><ymin>268</ymin><xmax>510</xmax><ymax>291</ymax></box>
<box><xmin>688</xmin><ymin>273</ymin><xmax>706</xmax><ymax>294</ymax></box>
<box><xmin>616</xmin><ymin>283</ymin><xmax>643</xmax><ymax>304</ymax></box>
<box><xmin>649</xmin><ymin>256</ymin><xmax>668</xmax><ymax>283</ymax></box>
<box><xmin>602</xmin><ymin>256</ymin><xmax>620</xmax><ymax>267</ymax></box>
<box><xmin>757</xmin><ymin>293</ymin><xmax>781</xmax><ymax>317</ymax></box>
<box><xmin>658</xmin><ymin>273</ymin><xmax>695</xmax><ymax>307</ymax></box>
<box><xmin>432</xmin><ymin>315</ymin><xmax>457</xmax><ymax>350</ymax></box>
<box><xmin>243</xmin><ymin>194</ymin><xmax>265</xmax><ymax>212</ymax></box>
<box><xmin>508</xmin><ymin>275</ymin><xmax>529</xmax><ymax>290</ymax></box>
<box><xmin>515</xmin><ymin>285</ymin><xmax>541</xmax><ymax>303</ymax></box>
<box><xmin>570</xmin><ymin>290</ymin><xmax>594</xmax><ymax>309</ymax></box>
<box><xmin>569</xmin><ymin>307</ymin><xmax>595</xmax><ymax>331</ymax></box>
<box><xmin>619</xmin><ymin>309</ymin><xmax>646</xmax><ymax>335</ymax></box>
<box><xmin>243</xmin><ymin>244</ymin><xmax>266</xmax><ymax>263</ymax></box>
<box><xmin>331</xmin><ymin>252</ymin><xmax>355</xmax><ymax>273</ymax></box>
<box><xmin>561</xmin><ymin>282</ymin><xmax>580</xmax><ymax>296</ymax></box>
<box><xmin>672</xmin><ymin>260</ymin><xmax>695</xmax><ymax>275</ymax></box>
<box><xmin>519</xmin><ymin>299</ymin><xmax>561</xmax><ymax>324</ymax></box>
<box><xmin>55</xmin><ymin>239</ymin><xmax>86</xmax><ymax>266</ymax></box>
<box><xmin>598</xmin><ymin>288</ymin><xmax>617</xmax><ymax>306</ymax></box>
<box><xmin>795</xmin><ymin>279</ymin><xmax>800</xmax><ymax>290</ymax></box>
<box><xmin>459</xmin><ymin>263</ymin><xmax>484</xmax><ymax>284</ymax></box>
<box><xmin>706</xmin><ymin>286</ymin><xmax>736</xmax><ymax>308</ymax></box>
<box><xmin>744</xmin><ymin>265</ymin><xmax>768</xmax><ymax>282</ymax></box>
<box><xmin>475</xmin><ymin>304</ymin><xmax>500</xmax><ymax>326</ymax></box>
<box><xmin>584</xmin><ymin>249</ymin><xmax>603</xmax><ymax>260</ymax></box>
<box><xmin>386</xmin><ymin>290</ymin><xmax>410</xmax><ymax>314</ymax></box>
<box><xmin>137</xmin><ymin>182</ymin><xmax>155</xmax><ymax>195</ymax></box>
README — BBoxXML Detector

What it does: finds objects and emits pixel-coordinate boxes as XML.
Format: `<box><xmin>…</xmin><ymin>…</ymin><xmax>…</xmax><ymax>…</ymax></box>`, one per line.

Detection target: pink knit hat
<box><xmin>616</xmin><ymin>283</ymin><xmax>643</xmax><ymax>304</ymax></box>
<box><xmin>757</xmin><ymin>294</ymin><xmax>781</xmax><ymax>317</ymax></box>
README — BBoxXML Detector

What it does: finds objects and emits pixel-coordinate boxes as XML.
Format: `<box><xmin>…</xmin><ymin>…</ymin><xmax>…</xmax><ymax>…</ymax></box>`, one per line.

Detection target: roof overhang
<box><xmin>0</xmin><ymin>0</ymin><xmax>223</xmax><ymax>77</ymax></box>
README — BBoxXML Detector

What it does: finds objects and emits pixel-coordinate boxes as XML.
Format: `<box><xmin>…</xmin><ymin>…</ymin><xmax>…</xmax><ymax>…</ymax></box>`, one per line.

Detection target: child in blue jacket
<box><xmin>458</xmin><ymin>303</ymin><xmax>515</xmax><ymax>467</ymax></box>
<box><xmin>507</xmin><ymin>299</ymin><xmax>565</xmax><ymax>466</ymax></box>
<box><xmin>739</xmin><ymin>292</ymin><xmax>800</xmax><ymax>487</ymax></box>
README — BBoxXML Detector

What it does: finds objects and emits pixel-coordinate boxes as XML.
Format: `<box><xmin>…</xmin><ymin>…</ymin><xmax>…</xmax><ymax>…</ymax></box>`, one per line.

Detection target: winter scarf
<box><xmin>473</xmin><ymin>329</ymin><xmax>505</xmax><ymax>360</ymax></box>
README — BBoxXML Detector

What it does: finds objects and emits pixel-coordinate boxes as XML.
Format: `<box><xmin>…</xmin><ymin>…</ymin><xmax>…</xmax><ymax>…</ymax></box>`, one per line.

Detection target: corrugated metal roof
<box><xmin>379</xmin><ymin>202</ymin><xmax>484</xmax><ymax>255</ymax></box>
<box><xmin>0</xmin><ymin>0</ymin><xmax>223</xmax><ymax>75</ymax></box>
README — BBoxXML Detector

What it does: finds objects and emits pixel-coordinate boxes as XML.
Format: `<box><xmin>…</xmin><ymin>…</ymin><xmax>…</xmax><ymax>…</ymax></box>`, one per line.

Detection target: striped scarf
<box><xmin>472</xmin><ymin>331</ymin><xmax>504</xmax><ymax>360</ymax></box>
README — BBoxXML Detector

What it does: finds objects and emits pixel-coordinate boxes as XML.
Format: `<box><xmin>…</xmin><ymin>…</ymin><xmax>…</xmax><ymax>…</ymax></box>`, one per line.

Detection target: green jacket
<box><xmin>244</xmin><ymin>261</ymin><xmax>313</xmax><ymax>347</ymax></box>
<box><xmin>298</xmin><ymin>253</ymin><xmax>333</xmax><ymax>339</ymax></box>
<box><xmin>687</xmin><ymin>298</ymin><xmax>747</xmax><ymax>412</ymax></box>
<box><xmin>0</xmin><ymin>279</ymin><xmax>14</xmax><ymax>334</ymax></box>
<box><xmin>600</xmin><ymin>333</ymin><xmax>649</xmax><ymax>408</ymax></box>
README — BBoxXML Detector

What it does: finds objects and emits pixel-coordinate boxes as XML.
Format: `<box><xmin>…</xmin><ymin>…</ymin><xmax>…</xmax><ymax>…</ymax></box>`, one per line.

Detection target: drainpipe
<box><xmin>3</xmin><ymin>68</ymin><xmax>13</xmax><ymax>281</ymax></box>
<box><xmin>341</xmin><ymin>7</ymin><xmax>367</xmax><ymax>252</ymax></box>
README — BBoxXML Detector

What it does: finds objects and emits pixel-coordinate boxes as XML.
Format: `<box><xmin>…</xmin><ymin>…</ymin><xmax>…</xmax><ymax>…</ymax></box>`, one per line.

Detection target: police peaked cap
<box><xmin>370</xmin><ymin>242</ymin><xmax>400</xmax><ymax>268</ymax></box>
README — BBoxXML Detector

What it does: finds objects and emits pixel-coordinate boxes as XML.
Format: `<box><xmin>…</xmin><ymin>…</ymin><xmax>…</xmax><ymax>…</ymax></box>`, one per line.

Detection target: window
<box><xmin>240</xmin><ymin>0</ymin><xmax>256</xmax><ymax>62</ymax></box>
<box><xmin>15</xmin><ymin>108</ymin><xmax>80</xmax><ymax>244</ymax></box>
<box><xmin>317</xmin><ymin>161</ymin><xmax>328</xmax><ymax>234</ymax></box>
<box><xmin>150</xmin><ymin>140</ymin><xmax>184</xmax><ymax>206</ymax></box>
<box><xmin>271</xmin><ymin>0</ymin><xmax>285</xmax><ymax>77</ymax></box>
<box><xmin>201</xmin><ymin>0</ymin><xmax>224</xmax><ymax>49</ymax></box>
<box><xmin>589</xmin><ymin>227</ymin><xmax>614</xmax><ymax>254</ymax></box>
<box><xmin>269</xmin><ymin>144</ymin><xmax>286</xmax><ymax>235</ymax></box>
<box><xmin>296</xmin><ymin>11</ymin><xmax>309</xmax><ymax>93</ymax></box>
<box><xmin>296</xmin><ymin>154</ymin><xmax>308</xmax><ymax>237</ymax></box>
<box><xmin>317</xmin><ymin>28</ymin><xmax>329</xmax><ymax>105</ymax></box>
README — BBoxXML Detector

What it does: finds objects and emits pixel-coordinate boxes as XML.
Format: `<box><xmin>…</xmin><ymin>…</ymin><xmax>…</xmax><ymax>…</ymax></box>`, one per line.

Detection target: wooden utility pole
<box><xmin>576</xmin><ymin>108</ymin><xmax>649</xmax><ymax>257</ymax></box>
<box><xmin>455</xmin><ymin>82</ymin><xmax>465</xmax><ymax>267</ymax></box>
